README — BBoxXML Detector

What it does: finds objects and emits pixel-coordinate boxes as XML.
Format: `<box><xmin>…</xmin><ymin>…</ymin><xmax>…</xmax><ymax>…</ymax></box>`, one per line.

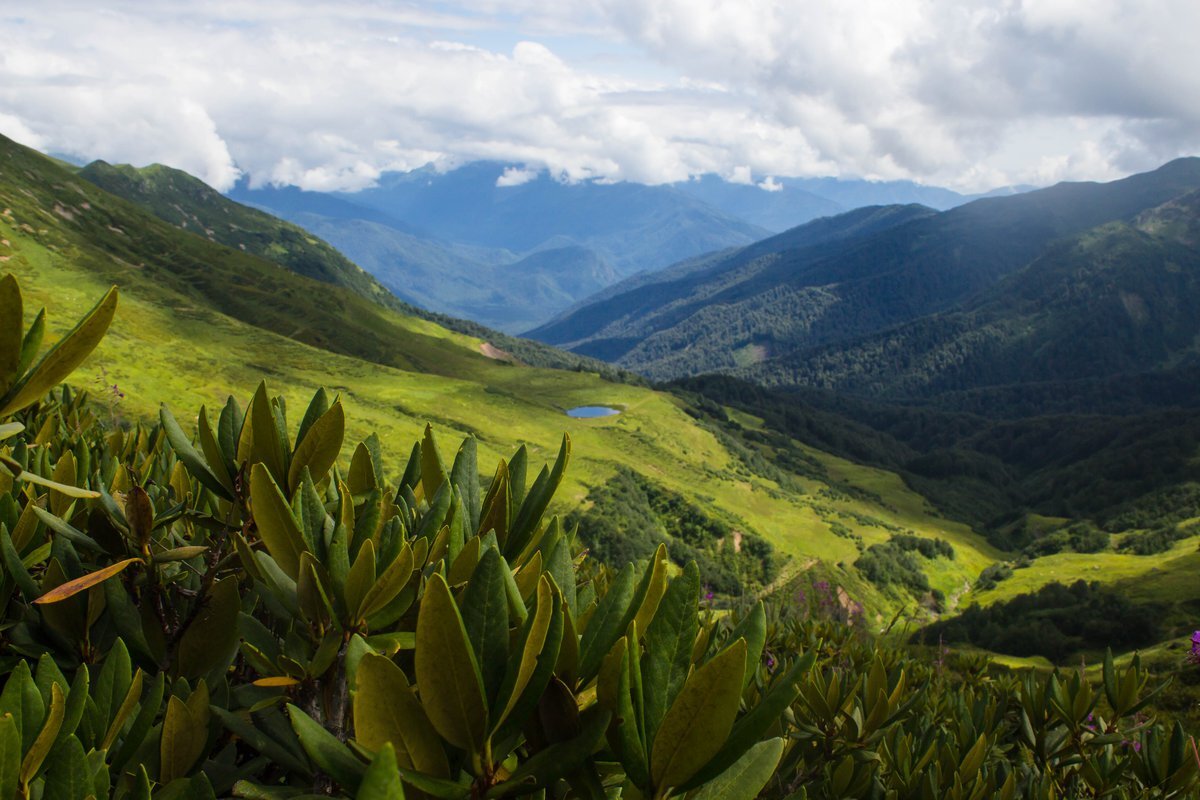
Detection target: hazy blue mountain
<box><xmin>671</xmin><ymin>174</ymin><xmax>984</xmax><ymax>232</ymax></box>
<box><xmin>531</xmin><ymin>158</ymin><xmax>1200</xmax><ymax>403</ymax></box>
<box><xmin>231</xmin><ymin>162</ymin><xmax>770</xmax><ymax>330</ymax></box>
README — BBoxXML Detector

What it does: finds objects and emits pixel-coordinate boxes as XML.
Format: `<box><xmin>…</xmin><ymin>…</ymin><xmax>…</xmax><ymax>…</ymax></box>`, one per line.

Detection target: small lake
<box><xmin>565</xmin><ymin>405</ymin><xmax>622</xmax><ymax>418</ymax></box>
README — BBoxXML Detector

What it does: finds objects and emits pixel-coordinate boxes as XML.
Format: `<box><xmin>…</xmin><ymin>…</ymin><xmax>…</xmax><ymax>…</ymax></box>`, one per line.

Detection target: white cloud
<box><xmin>496</xmin><ymin>166</ymin><xmax>538</xmax><ymax>187</ymax></box>
<box><xmin>0</xmin><ymin>0</ymin><xmax>1196</xmax><ymax>193</ymax></box>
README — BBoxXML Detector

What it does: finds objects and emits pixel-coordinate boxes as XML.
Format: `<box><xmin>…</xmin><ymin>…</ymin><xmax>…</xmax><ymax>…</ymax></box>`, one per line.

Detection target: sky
<box><xmin>1</xmin><ymin>0</ymin><xmax>1198</xmax><ymax>194</ymax></box>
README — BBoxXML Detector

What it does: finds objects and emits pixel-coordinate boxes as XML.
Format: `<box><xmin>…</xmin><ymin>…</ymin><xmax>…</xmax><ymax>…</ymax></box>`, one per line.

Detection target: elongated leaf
<box><xmin>415</xmin><ymin>573</ymin><xmax>488</xmax><ymax>753</ymax></box>
<box><xmin>451</xmin><ymin>437</ymin><xmax>480</xmax><ymax>538</ymax></box>
<box><xmin>357</xmin><ymin>543</ymin><xmax>414</xmax><ymax>622</ymax></box>
<box><xmin>494</xmin><ymin>575</ymin><xmax>555</xmax><ymax>732</ymax></box>
<box><xmin>19</xmin><ymin>681</ymin><xmax>63</xmax><ymax>784</ymax></box>
<box><xmin>726</xmin><ymin>601</ymin><xmax>767</xmax><ymax>689</ymax></box>
<box><xmin>5</xmin><ymin>464</ymin><xmax>98</xmax><ymax>500</ymax></box>
<box><xmin>100</xmin><ymin>669</ymin><xmax>143</xmax><ymax>752</ymax></box>
<box><xmin>41</xmin><ymin>733</ymin><xmax>90</xmax><ymax>800</ymax></box>
<box><xmin>689</xmin><ymin>738</ymin><xmax>784</xmax><ymax>800</ymax></box>
<box><xmin>353</xmin><ymin>654</ymin><xmax>449</xmax><ymax>776</ymax></box>
<box><xmin>420</xmin><ymin>425</ymin><xmax>447</xmax><ymax>500</ymax></box>
<box><xmin>250</xmin><ymin>463</ymin><xmax>307</xmax><ymax>580</ymax></box>
<box><xmin>577</xmin><ymin>562</ymin><xmax>638</xmax><ymax>683</ymax></box>
<box><xmin>33</xmin><ymin>558</ymin><xmax>139</xmax><ymax>604</ymax></box>
<box><xmin>247</xmin><ymin>383</ymin><xmax>289</xmax><ymax>486</ymax></box>
<box><xmin>344</xmin><ymin>540</ymin><xmax>376</xmax><ymax>622</ymax></box>
<box><xmin>31</xmin><ymin>506</ymin><xmax>102</xmax><ymax>550</ymax></box>
<box><xmin>358</xmin><ymin>743</ymin><xmax>404</xmax><ymax>799</ymax></box>
<box><xmin>461</xmin><ymin>547</ymin><xmax>510</xmax><ymax>705</ymax></box>
<box><xmin>685</xmin><ymin>650</ymin><xmax>813</xmax><ymax>789</ymax></box>
<box><xmin>196</xmin><ymin>406</ymin><xmax>234</xmax><ymax>494</ymax></box>
<box><xmin>507</xmin><ymin>435</ymin><xmax>570</xmax><ymax>557</ymax></box>
<box><xmin>395</xmin><ymin>767</ymin><xmax>471</xmax><ymax>800</ymax></box>
<box><xmin>177</xmin><ymin>577</ymin><xmax>242</xmax><ymax>679</ymax></box>
<box><xmin>161</xmin><ymin>405</ymin><xmax>232</xmax><ymax>501</ymax></box>
<box><xmin>161</xmin><ymin>692</ymin><xmax>207</xmax><ymax>784</ymax></box>
<box><xmin>0</xmin><ymin>713</ymin><xmax>18</xmax><ymax>800</ymax></box>
<box><xmin>650</xmin><ymin>639</ymin><xmax>747</xmax><ymax>790</ymax></box>
<box><xmin>642</xmin><ymin>562</ymin><xmax>700</xmax><ymax>745</ymax></box>
<box><xmin>288</xmin><ymin>402</ymin><xmax>344</xmax><ymax>494</ymax></box>
<box><xmin>0</xmin><ymin>286</ymin><xmax>118</xmax><ymax>417</ymax></box>
<box><xmin>287</xmin><ymin>704</ymin><xmax>364</xmax><ymax>793</ymax></box>
<box><xmin>210</xmin><ymin>706</ymin><xmax>311</xmax><ymax>777</ymax></box>
<box><xmin>0</xmin><ymin>275</ymin><xmax>21</xmax><ymax>397</ymax></box>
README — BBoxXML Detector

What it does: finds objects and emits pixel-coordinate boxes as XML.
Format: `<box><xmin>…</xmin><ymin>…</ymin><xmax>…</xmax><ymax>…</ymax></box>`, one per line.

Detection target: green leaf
<box><xmin>358</xmin><ymin>542</ymin><xmax>415</xmax><ymax>623</ymax></box>
<box><xmin>395</xmin><ymin>767</ymin><xmax>471</xmax><ymax>800</ymax></box>
<box><xmin>0</xmin><ymin>275</ymin><xmax>22</xmax><ymax>397</ymax></box>
<box><xmin>0</xmin><ymin>714</ymin><xmax>18</xmax><ymax>800</ymax></box>
<box><xmin>344</xmin><ymin>539</ymin><xmax>376</xmax><ymax>622</ymax></box>
<box><xmin>358</xmin><ymin>743</ymin><xmax>404</xmax><ymax>799</ymax></box>
<box><xmin>287</xmin><ymin>704</ymin><xmax>364</xmax><ymax>793</ymax></box>
<box><xmin>726</xmin><ymin>601</ymin><xmax>767</xmax><ymax>689</ymax></box>
<box><xmin>0</xmin><ymin>660</ymin><xmax>44</xmax><ymax>752</ymax></box>
<box><xmin>250</xmin><ymin>462</ymin><xmax>308</xmax><ymax>581</ymax></box>
<box><xmin>20</xmin><ymin>681</ymin><xmax>64</xmax><ymax>785</ymax></box>
<box><xmin>99</xmin><ymin>669</ymin><xmax>142</xmax><ymax>752</ymax></box>
<box><xmin>415</xmin><ymin>573</ymin><xmax>488</xmax><ymax>753</ymax></box>
<box><xmin>287</xmin><ymin>400</ymin><xmax>344</xmax><ymax>494</ymax></box>
<box><xmin>196</xmin><ymin>406</ymin><xmax>235</xmax><ymax>495</ymax></box>
<box><xmin>642</xmin><ymin>562</ymin><xmax>700</xmax><ymax>745</ymax></box>
<box><xmin>245</xmin><ymin>382</ymin><xmax>289</xmax><ymax>486</ymax></box>
<box><xmin>0</xmin><ymin>285</ymin><xmax>118</xmax><ymax>417</ymax></box>
<box><xmin>507</xmin><ymin>434</ymin><xmax>570</xmax><ymax>557</ymax></box>
<box><xmin>177</xmin><ymin>577</ymin><xmax>242</xmax><ymax>679</ymax></box>
<box><xmin>493</xmin><ymin>575</ymin><xmax>556</xmax><ymax>733</ymax></box>
<box><xmin>1</xmin><ymin>524</ymin><xmax>39</xmax><ymax>600</ymax></box>
<box><xmin>353</xmin><ymin>654</ymin><xmax>449</xmax><ymax>777</ymax></box>
<box><xmin>40</xmin><ymin>733</ymin><xmax>90</xmax><ymax>800</ymax></box>
<box><xmin>460</xmin><ymin>547</ymin><xmax>510</xmax><ymax>705</ymax></box>
<box><xmin>110</xmin><ymin>671</ymin><xmax>164</xmax><ymax>777</ymax></box>
<box><xmin>160</xmin><ymin>692</ymin><xmax>208</xmax><ymax>784</ymax></box>
<box><xmin>685</xmin><ymin>650</ymin><xmax>812</xmax><ymax>789</ymax></box>
<box><xmin>577</xmin><ymin>561</ymin><xmax>638</xmax><ymax>683</ymax></box>
<box><xmin>451</xmin><ymin>437</ymin><xmax>481</xmax><ymax>538</ymax></box>
<box><xmin>295</xmin><ymin>388</ymin><xmax>330</xmax><ymax>451</ymax></box>
<box><xmin>161</xmin><ymin>405</ymin><xmax>233</xmax><ymax>501</ymax></box>
<box><xmin>420</xmin><ymin>425</ymin><xmax>447</xmax><ymax>501</ymax></box>
<box><xmin>688</xmin><ymin>738</ymin><xmax>785</xmax><ymax>800</ymax></box>
<box><xmin>650</xmin><ymin>639</ymin><xmax>747</xmax><ymax>791</ymax></box>
<box><xmin>209</xmin><ymin>706</ymin><xmax>312</xmax><ymax>777</ymax></box>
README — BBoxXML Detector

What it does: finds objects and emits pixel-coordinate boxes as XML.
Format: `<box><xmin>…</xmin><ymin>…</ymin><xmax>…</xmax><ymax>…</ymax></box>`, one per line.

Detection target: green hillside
<box><xmin>77</xmin><ymin>160</ymin><xmax>406</xmax><ymax>310</ymax></box>
<box><xmin>671</xmin><ymin>374</ymin><xmax>1200</xmax><ymax>662</ymax></box>
<box><xmin>0</xmin><ymin>132</ymin><xmax>995</xmax><ymax>621</ymax></box>
<box><xmin>756</xmin><ymin>192</ymin><xmax>1200</xmax><ymax>408</ymax></box>
<box><xmin>533</xmin><ymin>160</ymin><xmax>1200</xmax><ymax>388</ymax></box>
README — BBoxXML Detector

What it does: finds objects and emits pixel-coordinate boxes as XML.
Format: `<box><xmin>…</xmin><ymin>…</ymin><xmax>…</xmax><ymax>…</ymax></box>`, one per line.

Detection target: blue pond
<box><xmin>566</xmin><ymin>405</ymin><xmax>622</xmax><ymax>418</ymax></box>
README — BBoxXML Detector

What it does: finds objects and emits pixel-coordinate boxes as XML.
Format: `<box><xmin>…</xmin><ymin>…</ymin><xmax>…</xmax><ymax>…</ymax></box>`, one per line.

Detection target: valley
<box><xmin>4</xmin><ymin>130</ymin><xmax>1200</xmax><ymax>672</ymax></box>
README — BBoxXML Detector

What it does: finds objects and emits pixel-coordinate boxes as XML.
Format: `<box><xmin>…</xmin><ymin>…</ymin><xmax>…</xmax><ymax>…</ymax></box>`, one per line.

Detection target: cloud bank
<box><xmin>0</xmin><ymin>1</ymin><xmax>1196</xmax><ymax>193</ymax></box>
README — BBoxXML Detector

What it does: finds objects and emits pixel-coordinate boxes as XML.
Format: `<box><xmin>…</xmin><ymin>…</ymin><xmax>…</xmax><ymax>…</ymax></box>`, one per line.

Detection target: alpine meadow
<box><xmin>3</xmin><ymin>2</ymin><xmax>1200</xmax><ymax>798</ymax></box>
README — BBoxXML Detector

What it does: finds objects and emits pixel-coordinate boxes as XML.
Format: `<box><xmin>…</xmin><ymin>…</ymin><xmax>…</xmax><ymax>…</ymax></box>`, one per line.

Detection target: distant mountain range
<box><xmin>227</xmin><ymin>162</ymin><xmax>1001</xmax><ymax>331</ymax></box>
<box><xmin>532</xmin><ymin>158</ymin><xmax>1200</xmax><ymax>416</ymax></box>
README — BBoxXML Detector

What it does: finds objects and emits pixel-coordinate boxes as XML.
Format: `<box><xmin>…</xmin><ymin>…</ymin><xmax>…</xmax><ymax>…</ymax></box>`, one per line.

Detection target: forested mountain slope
<box><xmin>534</xmin><ymin>159</ymin><xmax>1200</xmax><ymax>385</ymax></box>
